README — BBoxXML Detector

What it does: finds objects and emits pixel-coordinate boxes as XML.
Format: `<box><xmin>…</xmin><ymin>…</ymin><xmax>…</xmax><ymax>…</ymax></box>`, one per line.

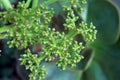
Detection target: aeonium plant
<box><xmin>0</xmin><ymin>0</ymin><xmax>97</xmax><ymax>80</ymax></box>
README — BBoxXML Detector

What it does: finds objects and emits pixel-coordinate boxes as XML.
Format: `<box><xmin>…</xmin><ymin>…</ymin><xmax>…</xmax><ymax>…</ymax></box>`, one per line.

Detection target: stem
<box><xmin>0</xmin><ymin>26</ymin><xmax>12</xmax><ymax>39</ymax></box>
<box><xmin>42</xmin><ymin>0</ymin><xmax>70</xmax><ymax>7</ymax></box>
<box><xmin>32</xmin><ymin>0</ymin><xmax>38</xmax><ymax>9</ymax></box>
<box><xmin>66</xmin><ymin>29</ymin><xmax>78</xmax><ymax>39</ymax></box>
<box><xmin>0</xmin><ymin>26</ymin><xmax>11</xmax><ymax>33</ymax></box>
<box><xmin>42</xmin><ymin>0</ymin><xmax>58</xmax><ymax>7</ymax></box>
<box><xmin>0</xmin><ymin>0</ymin><xmax>13</xmax><ymax>10</ymax></box>
<box><xmin>0</xmin><ymin>34</ymin><xmax>6</xmax><ymax>39</ymax></box>
<box><xmin>25</xmin><ymin>0</ymin><xmax>32</xmax><ymax>8</ymax></box>
<box><xmin>38</xmin><ymin>54</ymin><xmax>46</xmax><ymax>62</ymax></box>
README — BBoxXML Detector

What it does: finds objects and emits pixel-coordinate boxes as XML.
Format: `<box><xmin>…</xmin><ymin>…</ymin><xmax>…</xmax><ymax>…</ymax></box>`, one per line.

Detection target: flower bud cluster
<box><xmin>63</xmin><ymin>7</ymin><xmax>78</xmax><ymax>30</ymax></box>
<box><xmin>17</xmin><ymin>1</ymin><xmax>28</xmax><ymax>9</ymax></box>
<box><xmin>39</xmin><ymin>27</ymin><xmax>84</xmax><ymax>69</ymax></box>
<box><xmin>19</xmin><ymin>49</ymin><xmax>46</xmax><ymax>80</ymax></box>
<box><xmin>55</xmin><ymin>41</ymin><xmax>84</xmax><ymax>70</ymax></box>
<box><xmin>1</xmin><ymin>2</ymin><xmax>53</xmax><ymax>49</ymax></box>
<box><xmin>0</xmin><ymin>0</ymin><xmax>97</xmax><ymax>80</ymax></box>
<box><xmin>78</xmin><ymin>22</ymin><xmax>97</xmax><ymax>42</ymax></box>
<box><xmin>70</xmin><ymin>0</ymin><xmax>87</xmax><ymax>13</ymax></box>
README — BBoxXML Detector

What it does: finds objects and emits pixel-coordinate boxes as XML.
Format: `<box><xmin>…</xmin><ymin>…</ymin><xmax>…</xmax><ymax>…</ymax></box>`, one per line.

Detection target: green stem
<box><xmin>0</xmin><ymin>26</ymin><xmax>11</xmax><ymax>33</ymax></box>
<box><xmin>66</xmin><ymin>29</ymin><xmax>78</xmax><ymax>39</ymax></box>
<box><xmin>38</xmin><ymin>54</ymin><xmax>46</xmax><ymax>62</ymax></box>
<box><xmin>0</xmin><ymin>26</ymin><xmax>12</xmax><ymax>39</ymax></box>
<box><xmin>42</xmin><ymin>0</ymin><xmax>70</xmax><ymax>7</ymax></box>
<box><xmin>0</xmin><ymin>0</ymin><xmax>13</xmax><ymax>10</ymax></box>
<box><xmin>32</xmin><ymin>0</ymin><xmax>38</xmax><ymax>9</ymax></box>
<box><xmin>25</xmin><ymin>0</ymin><xmax>32</xmax><ymax>8</ymax></box>
<box><xmin>42</xmin><ymin>0</ymin><xmax>58</xmax><ymax>7</ymax></box>
<box><xmin>0</xmin><ymin>34</ymin><xmax>6</xmax><ymax>39</ymax></box>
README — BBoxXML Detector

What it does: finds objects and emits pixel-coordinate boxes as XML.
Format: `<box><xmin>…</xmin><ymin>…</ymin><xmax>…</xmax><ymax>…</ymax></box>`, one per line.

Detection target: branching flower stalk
<box><xmin>0</xmin><ymin>0</ymin><xmax>97</xmax><ymax>80</ymax></box>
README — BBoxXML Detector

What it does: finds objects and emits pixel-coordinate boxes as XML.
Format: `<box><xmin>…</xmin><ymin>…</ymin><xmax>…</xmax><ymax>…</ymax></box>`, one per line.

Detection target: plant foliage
<box><xmin>0</xmin><ymin>0</ymin><xmax>97</xmax><ymax>80</ymax></box>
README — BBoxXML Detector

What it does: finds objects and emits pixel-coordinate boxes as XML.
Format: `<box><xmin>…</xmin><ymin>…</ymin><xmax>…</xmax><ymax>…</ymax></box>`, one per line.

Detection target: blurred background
<box><xmin>0</xmin><ymin>0</ymin><xmax>120</xmax><ymax>80</ymax></box>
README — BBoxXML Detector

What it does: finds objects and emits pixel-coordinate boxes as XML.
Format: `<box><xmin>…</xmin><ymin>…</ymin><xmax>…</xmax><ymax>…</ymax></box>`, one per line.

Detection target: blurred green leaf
<box><xmin>87</xmin><ymin>0</ymin><xmax>119</xmax><ymax>45</ymax></box>
<box><xmin>42</xmin><ymin>63</ymin><xmax>83</xmax><ymax>80</ymax></box>
<box><xmin>85</xmin><ymin>1</ymin><xmax>120</xmax><ymax>80</ymax></box>
<box><xmin>93</xmin><ymin>42</ymin><xmax>120</xmax><ymax>80</ymax></box>
<box><xmin>86</xmin><ymin>61</ymin><xmax>107</xmax><ymax>80</ymax></box>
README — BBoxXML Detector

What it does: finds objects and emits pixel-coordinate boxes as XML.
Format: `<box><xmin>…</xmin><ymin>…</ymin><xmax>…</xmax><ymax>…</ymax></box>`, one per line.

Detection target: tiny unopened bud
<box><xmin>23</xmin><ymin>54</ymin><xmax>27</xmax><ymax>57</ymax></box>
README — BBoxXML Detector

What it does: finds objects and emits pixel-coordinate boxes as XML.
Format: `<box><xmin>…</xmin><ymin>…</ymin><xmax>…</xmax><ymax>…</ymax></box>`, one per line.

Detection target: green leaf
<box><xmin>86</xmin><ymin>61</ymin><xmax>107</xmax><ymax>80</ymax></box>
<box><xmin>42</xmin><ymin>63</ymin><xmax>83</xmax><ymax>80</ymax></box>
<box><xmin>87</xmin><ymin>0</ymin><xmax>119</xmax><ymax>45</ymax></box>
<box><xmin>93</xmin><ymin>42</ymin><xmax>120</xmax><ymax>80</ymax></box>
